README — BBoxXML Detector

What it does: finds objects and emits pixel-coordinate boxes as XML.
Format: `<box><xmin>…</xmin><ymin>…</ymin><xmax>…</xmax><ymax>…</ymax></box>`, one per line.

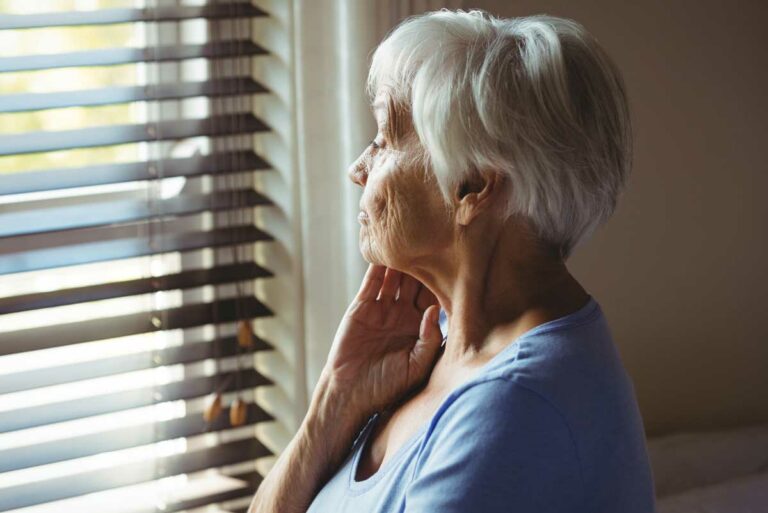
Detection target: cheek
<box><xmin>363</xmin><ymin>158</ymin><xmax>397</xmax><ymax>222</ymax></box>
<box><xmin>361</xmin><ymin>155</ymin><xmax>447</xmax><ymax>256</ymax></box>
<box><xmin>400</xmin><ymin>175</ymin><xmax>452</xmax><ymax>247</ymax></box>
<box><xmin>381</xmin><ymin>179</ymin><xmax>434</xmax><ymax>245</ymax></box>
<box><xmin>369</xmin><ymin>189</ymin><xmax>388</xmax><ymax>222</ymax></box>
<box><xmin>360</xmin><ymin>159</ymin><xmax>407</xmax><ymax>258</ymax></box>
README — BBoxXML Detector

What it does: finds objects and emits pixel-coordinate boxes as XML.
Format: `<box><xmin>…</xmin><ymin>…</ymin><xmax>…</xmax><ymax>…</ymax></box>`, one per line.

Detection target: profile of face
<box><xmin>347</xmin><ymin>92</ymin><xmax>453</xmax><ymax>270</ymax></box>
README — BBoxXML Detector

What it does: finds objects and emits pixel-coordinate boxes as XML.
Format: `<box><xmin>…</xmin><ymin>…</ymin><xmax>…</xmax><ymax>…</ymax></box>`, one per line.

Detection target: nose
<box><xmin>347</xmin><ymin>155</ymin><xmax>367</xmax><ymax>187</ymax></box>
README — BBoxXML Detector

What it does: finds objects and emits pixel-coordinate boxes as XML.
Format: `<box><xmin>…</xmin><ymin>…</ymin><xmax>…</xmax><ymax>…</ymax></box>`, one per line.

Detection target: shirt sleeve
<box><xmin>404</xmin><ymin>378</ymin><xmax>585</xmax><ymax>513</ymax></box>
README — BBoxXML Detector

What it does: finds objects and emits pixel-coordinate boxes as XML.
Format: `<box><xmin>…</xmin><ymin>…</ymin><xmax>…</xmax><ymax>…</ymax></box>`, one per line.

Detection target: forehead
<box><xmin>372</xmin><ymin>94</ymin><xmax>415</xmax><ymax>145</ymax></box>
<box><xmin>372</xmin><ymin>93</ymin><xmax>390</xmax><ymax>120</ymax></box>
<box><xmin>373</xmin><ymin>95</ymin><xmax>387</xmax><ymax>109</ymax></box>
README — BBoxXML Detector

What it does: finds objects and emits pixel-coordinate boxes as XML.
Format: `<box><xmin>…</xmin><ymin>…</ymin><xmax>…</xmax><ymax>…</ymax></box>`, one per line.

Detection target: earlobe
<box><xmin>455</xmin><ymin>197</ymin><xmax>473</xmax><ymax>226</ymax></box>
<box><xmin>454</xmin><ymin>170</ymin><xmax>499</xmax><ymax>226</ymax></box>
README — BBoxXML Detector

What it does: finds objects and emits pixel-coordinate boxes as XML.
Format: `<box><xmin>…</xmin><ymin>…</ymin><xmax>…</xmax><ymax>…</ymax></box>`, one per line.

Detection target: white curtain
<box><xmin>291</xmin><ymin>0</ymin><xmax>464</xmax><ymax>415</ymax></box>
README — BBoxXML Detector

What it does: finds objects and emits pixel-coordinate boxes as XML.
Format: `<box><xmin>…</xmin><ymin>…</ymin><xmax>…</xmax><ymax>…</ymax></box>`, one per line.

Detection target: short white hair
<box><xmin>366</xmin><ymin>9</ymin><xmax>632</xmax><ymax>260</ymax></box>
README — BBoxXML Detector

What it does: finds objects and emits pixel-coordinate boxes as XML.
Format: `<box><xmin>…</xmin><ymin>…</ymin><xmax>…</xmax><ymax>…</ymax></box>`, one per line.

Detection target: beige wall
<box><xmin>466</xmin><ymin>0</ymin><xmax>768</xmax><ymax>436</ymax></box>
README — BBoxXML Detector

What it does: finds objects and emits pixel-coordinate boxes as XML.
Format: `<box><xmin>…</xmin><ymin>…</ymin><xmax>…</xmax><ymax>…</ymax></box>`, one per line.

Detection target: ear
<box><xmin>454</xmin><ymin>170</ymin><xmax>502</xmax><ymax>226</ymax></box>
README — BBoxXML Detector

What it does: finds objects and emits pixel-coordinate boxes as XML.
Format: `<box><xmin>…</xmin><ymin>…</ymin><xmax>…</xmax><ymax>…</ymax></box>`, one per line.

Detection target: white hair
<box><xmin>366</xmin><ymin>9</ymin><xmax>633</xmax><ymax>260</ymax></box>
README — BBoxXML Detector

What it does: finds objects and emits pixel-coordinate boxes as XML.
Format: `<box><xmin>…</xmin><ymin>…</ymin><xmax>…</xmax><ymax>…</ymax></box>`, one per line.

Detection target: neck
<box><xmin>409</xmin><ymin>217</ymin><xmax>589</xmax><ymax>380</ymax></box>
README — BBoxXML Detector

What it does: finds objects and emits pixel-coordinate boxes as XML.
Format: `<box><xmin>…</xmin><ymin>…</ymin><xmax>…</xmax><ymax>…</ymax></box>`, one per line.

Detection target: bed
<box><xmin>647</xmin><ymin>422</ymin><xmax>768</xmax><ymax>512</ymax></box>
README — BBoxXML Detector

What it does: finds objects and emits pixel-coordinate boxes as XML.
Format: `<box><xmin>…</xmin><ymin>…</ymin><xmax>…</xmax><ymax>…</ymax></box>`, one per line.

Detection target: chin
<box><xmin>359</xmin><ymin>240</ymin><xmax>385</xmax><ymax>267</ymax></box>
<box><xmin>360</xmin><ymin>249</ymin><xmax>381</xmax><ymax>266</ymax></box>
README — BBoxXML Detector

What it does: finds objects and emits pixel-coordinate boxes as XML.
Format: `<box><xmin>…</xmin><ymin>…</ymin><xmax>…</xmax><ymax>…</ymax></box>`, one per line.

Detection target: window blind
<box><xmin>0</xmin><ymin>1</ymin><xmax>279</xmax><ymax>512</ymax></box>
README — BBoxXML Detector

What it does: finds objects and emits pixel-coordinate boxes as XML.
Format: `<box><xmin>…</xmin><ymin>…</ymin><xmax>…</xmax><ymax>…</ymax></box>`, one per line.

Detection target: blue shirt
<box><xmin>306</xmin><ymin>296</ymin><xmax>657</xmax><ymax>512</ymax></box>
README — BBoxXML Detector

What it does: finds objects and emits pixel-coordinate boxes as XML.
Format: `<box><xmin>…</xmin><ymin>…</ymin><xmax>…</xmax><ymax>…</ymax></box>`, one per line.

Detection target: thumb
<box><xmin>410</xmin><ymin>305</ymin><xmax>443</xmax><ymax>374</ymax></box>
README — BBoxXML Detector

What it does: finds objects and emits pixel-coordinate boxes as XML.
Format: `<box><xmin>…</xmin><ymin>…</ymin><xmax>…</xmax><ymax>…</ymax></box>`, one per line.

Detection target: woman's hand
<box><xmin>318</xmin><ymin>263</ymin><xmax>444</xmax><ymax>425</ymax></box>
<box><xmin>248</xmin><ymin>265</ymin><xmax>443</xmax><ymax>513</ymax></box>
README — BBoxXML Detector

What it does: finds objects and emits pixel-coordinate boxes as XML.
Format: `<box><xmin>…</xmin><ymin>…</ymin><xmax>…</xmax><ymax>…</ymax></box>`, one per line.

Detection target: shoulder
<box><xmin>415</xmin><ymin>377</ymin><xmax>583</xmax><ymax>478</ymax></box>
<box><xmin>406</xmin><ymin>377</ymin><xmax>586</xmax><ymax>511</ymax></box>
<box><xmin>425</xmin><ymin>376</ymin><xmax>578</xmax><ymax>448</ymax></box>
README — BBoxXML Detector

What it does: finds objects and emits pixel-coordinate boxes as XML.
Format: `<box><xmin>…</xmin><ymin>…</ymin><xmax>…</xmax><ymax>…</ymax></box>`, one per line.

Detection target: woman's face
<box><xmin>347</xmin><ymin>93</ymin><xmax>452</xmax><ymax>269</ymax></box>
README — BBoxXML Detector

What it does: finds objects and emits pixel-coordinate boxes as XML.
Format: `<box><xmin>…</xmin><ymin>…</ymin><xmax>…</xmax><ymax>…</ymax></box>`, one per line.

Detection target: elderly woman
<box><xmin>249</xmin><ymin>9</ymin><xmax>655</xmax><ymax>513</ymax></box>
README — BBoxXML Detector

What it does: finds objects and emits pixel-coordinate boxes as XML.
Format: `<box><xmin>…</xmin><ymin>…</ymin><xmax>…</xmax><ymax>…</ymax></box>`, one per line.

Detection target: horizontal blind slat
<box><xmin>0</xmin><ymin>3</ymin><xmax>267</xmax><ymax>30</ymax></box>
<box><xmin>0</xmin><ymin>367</ymin><xmax>272</xmax><ymax>433</ymax></box>
<box><xmin>1</xmin><ymin>295</ymin><xmax>273</xmax><ymax>356</ymax></box>
<box><xmin>0</xmin><ymin>403</ymin><xmax>273</xmax><ymax>473</ymax></box>
<box><xmin>0</xmin><ymin>78</ymin><xmax>268</xmax><ymax>113</ymax></box>
<box><xmin>0</xmin><ymin>261</ymin><xmax>273</xmax><ymax>315</ymax></box>
<box><xmin>1</xmin><ymin>189</ymin><xmax>273</xmax><ymax>238</ymax></box>
<box><xmin>0</xmin><ymin>437</ymin><xmax>272</xmax><ymax>511</ymax></box>
<box><xmin>150</xmin><ymin>480</ymin><xmax>259</xmax><ymax>513</ymax></box>
<box><xmin>0</xmin><ymin>219</ymin><xmax>271</xmax><ymax>255</ymax></box>
<box><xmin>0</xmin><ymin>40</ymin><xmax>268</xmax><ymax>73</ymax></box>
<box><xmin>0</xmin><ymin>471</ymin><xmax>261</xmax><ymax>513</ymax></box>
<box><xmin>0</xmin><ymin>225</ymin><xmax>274</xmax><ymax>275</ymax></box>
<box><xmin>0</xmin><ymin>113</ymin><xmax>270</xmax><ymax>156</ymax></box>
<box><xmin>0</xmin><ymin>332</ymin><xmax>273</xmax><ymax>394</ymax></box>
<box><xmin>0</xmin><ymin>151</ymin><xmax>271</xmax><ymax>195</ymax></box>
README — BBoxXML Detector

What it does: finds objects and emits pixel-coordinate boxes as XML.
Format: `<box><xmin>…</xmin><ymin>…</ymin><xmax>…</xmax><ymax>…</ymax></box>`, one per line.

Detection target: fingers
<box><xmin>408</xmin><ymin>304</ymin><xmax>444</xmax><ymax>385</ymax></box>
<box><xmin>357</xmin><ymin>264</ymin><xmax>438</xmax><ymax>311</ymax></box>
<box><xmin>398</xmin><ymin>272</ymin><xmax>420</xmax><ymax>305</ymax></box>
<box><xmin>418</xmin><ymin>304</ymin><xmax>442</xmax><ymax>343</ymax></box>
<box><xmin>378</xmin><ymin>267</ymin><xmax>401</xmax><ymax>302</ymax></box>
<box><xmin>415</xmin><ymin>283</ymin><xmax>438</xmax><ymax>311</ymax></box>
<box><xmin>356</xmin><ymin>263</ymin><xmax>387</xmax><ymax>301</ymax></box>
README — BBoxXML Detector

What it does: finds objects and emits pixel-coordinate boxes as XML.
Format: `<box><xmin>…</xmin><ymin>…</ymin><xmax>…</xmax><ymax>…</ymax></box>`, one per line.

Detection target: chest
<box><xmin>354</xmin><ymin>388</ymin><xmax>448</xmax><ymax>482</ymax></box>
<box><xmin>353</xmin><ymin>353</ymin><xmax>497</xmax><ymax>482</ymax></box>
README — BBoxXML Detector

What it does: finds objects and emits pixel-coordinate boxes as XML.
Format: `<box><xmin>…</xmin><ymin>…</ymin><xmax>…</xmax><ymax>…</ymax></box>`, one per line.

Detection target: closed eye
<box><xmin>369</xmin><ymin>139</ymin><xmax>384</xmax><ymax>151</ymax></box>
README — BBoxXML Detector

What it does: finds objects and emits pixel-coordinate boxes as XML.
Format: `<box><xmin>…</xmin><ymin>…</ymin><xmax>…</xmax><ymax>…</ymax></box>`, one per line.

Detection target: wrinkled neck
<box><xmin>412</xmin><ymin>216</ymin><xmax>587</xmax><ymax>375</ymax></box>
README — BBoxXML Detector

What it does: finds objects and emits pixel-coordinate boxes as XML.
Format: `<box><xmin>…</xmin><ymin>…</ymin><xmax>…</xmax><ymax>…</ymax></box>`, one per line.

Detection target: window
<box><xmin>0</xmin><ymin>1</ymin><xmax>285</xmax><ymax>511</ymax></box>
